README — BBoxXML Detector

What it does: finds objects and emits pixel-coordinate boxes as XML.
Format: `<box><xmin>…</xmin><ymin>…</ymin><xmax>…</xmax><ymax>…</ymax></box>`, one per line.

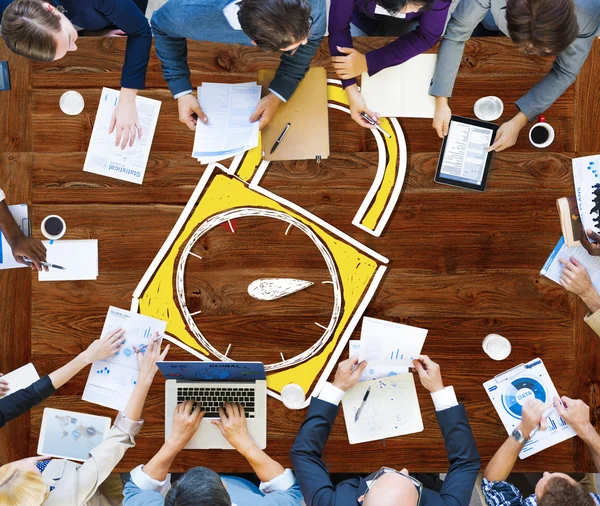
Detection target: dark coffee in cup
<box><xmin>44</xmin><ymin>216</ymin><xmax>64</xmax><ymax>236</ymax></box>
<box><xmin>530</xmin><ymin>125</ymin><xmax>550</xmax><ymax>145</ymax></box>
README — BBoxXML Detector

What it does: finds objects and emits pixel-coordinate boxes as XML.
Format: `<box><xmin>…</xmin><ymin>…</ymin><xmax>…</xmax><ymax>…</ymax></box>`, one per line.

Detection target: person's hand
<box><xmin>558</xmin><ymin>256</ymin><xmax>595</xmax><ymax>298</ymax></box>
<box><xmin>80</xmin><ymin>328</ymin><xmax>127</xmax><ymax>364</ymax></box>
<box><xmin>250</xmin><ymin>93</ymin><xmax>281</xmax><ymax>130</ymax></box>
<box><xmin>167</xmin><ymin>400</ymin><xmax>205</xmax><ymax>450</ymax></box>
<box><xmin>109</xmin><ymin>91</ymin><xmax>141</xmax><ymax>150</ymax></box>
<box><xmin>432</xmin><ymin>97</ymin><xmax>451</xmax><ymax>138</ymax></box>
<box><xmin>412</xmin><ymin>355</ymin><xmax>444</xmax><ymax>393</ymax></box>
<box><xmin>519</xmin><ymin>399</ymin><xmax>548</xmax><ymax>436</ymax></box>
<box><xmin>178</xmin><ymin>93</ymin><xmax>208</xmax><ymax>131</ymax></box>
<box><xmin>486</xmin><ymin>112</ymin><xmax>528</xmax><ymax>153</ymax></box>
<box><xmin>105</xmin><ymin>28</ymin><xmax>126</xmax><ymax>37</ymax></box>
<box><xmin>134</xmin><ymin>332</ymin><xmax>170</xmax><ymax>384</ymax></box>
<box><xmin>332</xmin><ymin>356</ymin><xmax>367</xmax><ymax>392</ymax></box>
<box><xmin>0</xmin><ymin>373</ymin><xmax>9</xmax><ymax>398</ymax></box>
<box><xmin>581</xmin><ymin>229</ymin><xmax>600</xmax><ymax>256</ymax></box>
<box><xmin>554</xmin><ymin>396</ymin><xmax>591</xmax><ymax>437</ymax></box>
<box><xmin>346</xmin><ymin>85</ymin><xmax>380</xmax><ymax>129</ymax></box>
<box><xmin>212</xmin><ymin>402</ymin><xmax>255</xmax><ymax>453</ymax></box>
<box><xmin>9</xmin><ymin>235</ymin><xmax>47</xmax><ymax>271</ymax></box>
<box><xmin>332</xmin><ymin>47</ymin><xmax>368</xmax><ymax>80</ymax></box>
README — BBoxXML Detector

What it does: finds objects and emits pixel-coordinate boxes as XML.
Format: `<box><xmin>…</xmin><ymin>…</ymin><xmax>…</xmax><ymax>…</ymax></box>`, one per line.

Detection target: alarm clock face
<box><xmin>176</xmin><ymin>208</ymin><xmax>342</xmax><ymax>371</ymax></box>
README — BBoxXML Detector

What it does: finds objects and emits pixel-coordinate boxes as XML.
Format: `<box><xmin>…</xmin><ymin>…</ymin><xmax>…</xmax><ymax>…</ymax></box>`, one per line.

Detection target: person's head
<box><xmin>536</xmin><ymin>473</ymin><xmax>596</xmax><ymax>506</ymax></box>
<box><xmin>0</xmin><ymin>459</ymin><xmax>49</xmax><ymax>506</ymax></box>
<box><xmin>358</xmin><ymin>468</ymin><xmax>421</xmax><ymax>506</ymax></box>
<box><xmin>375</xmin><ymin>0</ymin><xmax>436</xmax><ymax>16</ymax></box>
<box><xmin>506</xmin><ymin>0</ymin><xmax>579</xmax><ymax>56</ymax></box>
<box><xmin>238</xmin><ymin>0</ymin><xmax>312</xmax><ymax>53</ymax></box>
<box><xmin>1</xmin><ymin>0</ymin><xmax>78</xmax><ymax>62</ymax></box>
<box><xmin>164</xmin><ymin>466</ymin><xmax>232</xmax><ymax>506</ymax></box>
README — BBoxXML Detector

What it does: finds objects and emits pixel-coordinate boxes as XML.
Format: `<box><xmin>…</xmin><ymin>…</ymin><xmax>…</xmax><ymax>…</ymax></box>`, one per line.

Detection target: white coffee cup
<box><xmin>474</xmin><ymin>96</ymin><xmax>504</xmax><ymax>121</ymax></box>
<box><xmin>41</xmin><ymin>215</ymin><xmax>66</xmax><ymax>241</ymax></box>
<box><xmin>59</xmin><ymin>91</ymin><xmax>85</xmax><ymax>116</ymax></box>
<box><xmin>482</xmin><ymin>333</ymin><xmax>511</xmax><ymax>361</ymax></box>
<box><xmin>281</xmin><ymin>383</ymin><xmax>306</xmax><ymax>410</ymax></box>
<box><xmin>529</xmin><ymin>121</ymin><xmax>555</xmax><ymax>148</ymax></box>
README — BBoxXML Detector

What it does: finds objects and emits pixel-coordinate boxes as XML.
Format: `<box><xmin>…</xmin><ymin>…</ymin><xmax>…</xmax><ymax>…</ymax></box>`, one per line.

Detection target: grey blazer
<box><xmin>429</xmin><ymin>0</ymin><xmax>600</xmax><ymax>121</ymax></box>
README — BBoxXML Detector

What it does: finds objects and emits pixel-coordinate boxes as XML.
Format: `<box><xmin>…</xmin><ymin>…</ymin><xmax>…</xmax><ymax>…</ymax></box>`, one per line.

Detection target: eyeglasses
<box><xmin>361</xmin><ymin>467</ymin><xmax>423</xmax><ymax>505</ymax></box>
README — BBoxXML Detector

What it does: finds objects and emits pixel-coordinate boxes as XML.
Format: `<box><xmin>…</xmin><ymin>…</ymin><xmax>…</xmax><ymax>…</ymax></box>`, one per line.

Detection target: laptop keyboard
<box><xmin>177</xmin><ymin>386</ymin><xmax>256</xmax><ymax>418</ymax></box>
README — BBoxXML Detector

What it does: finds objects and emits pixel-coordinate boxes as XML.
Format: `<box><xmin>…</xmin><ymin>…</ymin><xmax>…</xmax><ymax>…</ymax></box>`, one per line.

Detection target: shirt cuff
<box><xmin>259</xmin><ymin>468</ymin><xmax>297</xmax><ymax>494</ymax></box>
<box><xmin>267</xmin><ymin>88</ymin><xmax>287</xmax><ymax>103</ymax></box>
<box><xmin>0</xmin><ymin>188</ymin><xmax>5</xmax><ymax>202</ymax></box>
<box><xmin>114</xmin><ymin>412</ymin><xmax>144</xmax><ymax>436</ymax></box>
<box><xmin>173</xmin><ymin>89</ymin><xmax>193</xmax><ymax>100</ymax></box>
<box><xmin>317</xmin><ymin>382</ymin><xmax>345</xmax><ymax>406</ymax></box>
<box><xmin>430</xmin><ymin>386</ymin><xmax>458</xmax><ymax>411</ymax></box>
<box><xmin>130</xmin><ymin>464</ymin><xmax>171</xmax><ymax>492</ymax></box>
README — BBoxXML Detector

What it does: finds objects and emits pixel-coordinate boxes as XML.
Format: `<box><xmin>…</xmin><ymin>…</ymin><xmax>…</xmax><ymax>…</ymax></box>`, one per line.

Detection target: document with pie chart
<box><xmin>83</xmin><ymin>306</ymin><xmax>167</xmax><ymax>411</ymax></box>
<box><xmin>483</xmin><ymin>358</ymin><xmax>576</xmax><ymax>459</ymax></box>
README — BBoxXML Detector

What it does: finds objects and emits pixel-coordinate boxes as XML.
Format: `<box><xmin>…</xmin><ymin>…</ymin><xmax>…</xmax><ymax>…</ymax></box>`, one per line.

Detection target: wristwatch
<box><xmin>512</xmin><ymin>428</ymin><xmax>528</xmax><ymax>445</ymax></box>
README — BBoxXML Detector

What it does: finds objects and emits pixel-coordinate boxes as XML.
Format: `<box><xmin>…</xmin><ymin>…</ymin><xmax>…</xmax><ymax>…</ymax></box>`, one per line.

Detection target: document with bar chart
<box><xmin>83</xmin><ymin>306</ymin><xmax>167</xmax><ymax>411</ymax></box>
<box><xmin>573</xmin><ymin>154</ymin><xmax>600</xmax><ymax>236</ymax></box>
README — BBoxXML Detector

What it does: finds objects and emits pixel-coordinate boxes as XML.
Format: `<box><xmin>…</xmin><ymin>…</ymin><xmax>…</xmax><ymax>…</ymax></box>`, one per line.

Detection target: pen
<box><xmin>22</xmin><ymin>257</ymin><xmax>66</xmax><ymax>270</ymax></box>
<box><xmin>270</xmin><ymin>122</ymin><xmax>291</xmax><ymax>154</ymax></box>
<box><xmin>354</xmin><ymin>386</ymin><xmax>371</xmax><ymax>422</ymax></box>
<box><xmin>360</xmin><ymin>112</ymin><xmax>391</xmax><ymax>139</ymax></box>
<box><xmin>134</xmin><ymin>335</ymin><xmax>162</xmax><ymax>354</ymax></box>
<box><xmin>528</xmin><ymin>406</ymin><xmax>557</xmax><ymax>439</ymax></box>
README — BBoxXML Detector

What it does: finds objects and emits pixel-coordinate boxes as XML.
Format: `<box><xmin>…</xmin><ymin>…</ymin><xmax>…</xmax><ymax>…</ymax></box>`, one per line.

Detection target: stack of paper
<box><xmin>83</xmin><ymin>306</ymin><xmax>167</xmax><ymax>411</ymax></box>
<box><xmin>541</xmin><ymin>236</ymin><xmax>600</xmax><ymax>292</ymax></box>
<box><xmin>0</xmin><ymin>204</ymin><xmax>29</xmax><ymax>270</ymax></box>
<box><xmin>1</xmin><ymin>363</ymin><xmax>39</xmax><ymax>396</ymax></box>
<box><xmin>83</xmin><ymin>87</ymin><xmax>162</xmax><ymax>185</ymax></box>
<box><xmin>38</xmin><ymin>239</ymin><xmax>98</xmax><ymax>281</ymax></box>
<box><xmin>193</xmin><ymin>82</ymin><xmax>261</xmax><ymax>164</ymax></box>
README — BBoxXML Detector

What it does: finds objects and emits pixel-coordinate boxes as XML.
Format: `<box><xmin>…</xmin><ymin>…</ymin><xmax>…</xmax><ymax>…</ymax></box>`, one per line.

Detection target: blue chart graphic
<box><xmin>389</xmin><ymin>349</ymin><xmax>404</xmax><ymax>360</ymax></box>
<box><xmin>587</xmin><ymin>161</ymin><xmax>598</xmax><ymax>178</ymax></box>
<box><xmin>143</xmin><ymin>327</ymin><xmax>151</xmax><ymax>338</ymax></box>
<box><xmin>96</xmin><ymin>366</ymin><xmax>111</xmax><ymax>375</ymax></box>
<box><xmin>501</xmin><ymin>377</ymin><xmax>546</xmax><ymax>419</ymax></box>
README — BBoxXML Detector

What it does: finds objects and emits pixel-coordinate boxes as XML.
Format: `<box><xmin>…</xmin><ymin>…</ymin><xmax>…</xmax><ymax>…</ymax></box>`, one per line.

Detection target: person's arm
<box><xmin>413</xmin><ymin>356</ymin><xmax>480</xmax><ymax>505</ymax></box>
<box><xmin>555</xmin><ymin>396</ymin><xmax>600</xmax><ymax>472</ymax></box>
<box><xmin>0</xmin><ymin>197</ymin><xmax>46</xmax><ymax>271</ymax></box>
<box><xmin>328</xmin><ymin>0</ymin><xmax>358</xmax><ymax>88</ymax></box>
<box><xmin>483</xmin><ymin>399</ymin><xmax>548</xmax><ymax>482</ymax></box>
<box><xmin>0</xmin><ymin>329</ymin><xmax>126</xmax><ymax>428</ymax></box>
<box><xmin>290</xmin><ymin>357</ymin><xmax>367</xmax><ymax>506</ymax></box>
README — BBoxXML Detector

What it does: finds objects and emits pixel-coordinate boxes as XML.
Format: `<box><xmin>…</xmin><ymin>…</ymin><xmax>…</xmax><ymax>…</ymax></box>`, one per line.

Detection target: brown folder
<box><xmin>258</xmin><ymin>67</ymin><xmax>330</xmax><ymax>162</ymax></box>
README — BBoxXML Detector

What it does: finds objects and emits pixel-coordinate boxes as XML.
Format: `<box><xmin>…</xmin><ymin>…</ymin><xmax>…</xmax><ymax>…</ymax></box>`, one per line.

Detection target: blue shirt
<box><xmin>482</xmin><ymin>478</ymin><xmax>600</xmax><ymax>506</ymax></box>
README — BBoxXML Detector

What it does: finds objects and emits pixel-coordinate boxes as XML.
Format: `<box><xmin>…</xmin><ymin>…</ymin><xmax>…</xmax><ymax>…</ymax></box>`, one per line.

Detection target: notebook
<box><xmin>38</xmin><ymin>240</ymin><xmax>98</xmax><ymax>281</ymax></box>
<box><xmin>1</xmin><ymin>363</ymin><xmax>39</xmax><ymax>396</ymax></box>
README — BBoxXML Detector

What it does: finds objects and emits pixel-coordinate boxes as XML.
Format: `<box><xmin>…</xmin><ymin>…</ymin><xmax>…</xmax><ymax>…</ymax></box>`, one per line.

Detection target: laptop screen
<box><xmin>157</xmin><ymin>361</ymin><xmax>266</xmax><ymax>382</ymax></box>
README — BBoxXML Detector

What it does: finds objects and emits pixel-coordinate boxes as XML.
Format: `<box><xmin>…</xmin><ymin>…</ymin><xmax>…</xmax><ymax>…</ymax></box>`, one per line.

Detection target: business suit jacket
<box><xmin>0</xmin><ymin>375</ymin><xmax>55</xmax><ymax>428</ymax></box>
<box><xmin>290</xmin><ymin>398</ymin><xmax>480</xmax><ymax>506</ymax></box>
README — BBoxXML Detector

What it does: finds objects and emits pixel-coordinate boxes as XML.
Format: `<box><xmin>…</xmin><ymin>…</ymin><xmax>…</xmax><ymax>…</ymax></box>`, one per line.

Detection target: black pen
<box><xmin>360</xmin><ymin>112</ymin><xmax>391</xmax><ymax>139</ymax></box>
<box><xmin>354</xmin><ymin>386</ymin><xmax>371</xmax><ymax>422</ymax></box>
<box><xmin>22</xmin><ymin>257</ymin><xmax>66</xmax><ymax>270</ymax></box>
<box><xmin>270</xmin><ymin>122</ymin><xmax>291</xmax><ymax>154</ymax></box>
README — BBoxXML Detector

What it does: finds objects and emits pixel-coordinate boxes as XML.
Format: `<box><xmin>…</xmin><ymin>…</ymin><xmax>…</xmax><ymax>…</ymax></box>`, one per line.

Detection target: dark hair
<box><xmin>506</xmin><ymin>0</ymin><xmax>579</xmax><ymax>56</ymax></box>
<box><xmin>1</xmin><ymin>0</ymin><xmax>61</xmax><ymax>62</ymax></box>
<box><xmin>375</xmin><ymin>0</ymin><xmax>436</xmax><ymax>16</ymax></box>
<box><xmin>538</xmin><ymin>477</ymin><xmax>595</xmax><ymax>506</ymax></box>
<box><xmin>164</xmin><ymin>467</ymin><xmax>232</xmax><ymax>506</ymax></box>
<box><xmin>238</xmin><ymin>0</ymin><xmax>312</xmax><ymax>51</ymax></box>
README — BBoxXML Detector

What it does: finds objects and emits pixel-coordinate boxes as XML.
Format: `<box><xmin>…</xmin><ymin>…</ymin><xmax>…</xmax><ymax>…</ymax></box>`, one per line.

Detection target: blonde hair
<box><xmin>0</xmin><ymin>462</ymin><xmax>48</xmax><ymax>506</ymax></box>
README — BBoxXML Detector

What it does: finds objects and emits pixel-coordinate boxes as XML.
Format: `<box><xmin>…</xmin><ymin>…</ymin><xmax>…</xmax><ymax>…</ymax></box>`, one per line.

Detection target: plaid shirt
<box><xmin>481</xmin><ymin>478</ymin><xmax>600</xmax><ymax>506</ymax></box>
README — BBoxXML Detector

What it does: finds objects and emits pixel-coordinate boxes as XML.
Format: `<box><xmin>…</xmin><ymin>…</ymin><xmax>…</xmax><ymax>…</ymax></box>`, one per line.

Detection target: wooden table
<box><xmin>1</xmin><ymin>36</ymin><xmax>599</xmax><ymax>473</ymax></box>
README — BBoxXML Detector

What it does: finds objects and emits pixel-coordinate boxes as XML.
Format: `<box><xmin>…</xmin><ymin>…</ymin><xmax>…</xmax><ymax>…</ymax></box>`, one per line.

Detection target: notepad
<box><xmin>0</xmin><ymin>204</ymin><xmax>29</xmax><ymax>270</ymax></box>
<box><xmin>1</xmin><ymin>363</ymin><xmax>39</xmax><ymax>396</ymax></box>
<box><xmin>342</xmin><ymin>375</ymin><xmax>424</xmax><ymax>444</ymax></box>
<box><xmin>38</xmin><ymin>240</ymin><xmax>98</xmax><ymax>281</ymax></box>
<box><xmin>360</xmin><ymin>54</ymin><xmax>437</xmax><ymax>118</ymax></box>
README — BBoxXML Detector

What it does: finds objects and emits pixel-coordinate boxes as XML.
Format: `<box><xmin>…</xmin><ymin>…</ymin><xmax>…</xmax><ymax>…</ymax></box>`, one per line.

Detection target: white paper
<box><xmin>360</xmin><ymin>54</ymin><xmax>437</xmax><ymax>118</ymax></box>
<box><xmin>193</xmin><ymin>82</ymin><xmax>260</xmax><ymax>161</ymax></box>
<box><xmin>572</xmin><ymin>154</ymin><xmax>600</xmax><ymax>236</ymax></box>
<box><xmin>83</xmin><ymin>88</ymin><xmax>161</xmax><ymax>185</ymax></box>
<box><xmin>483</xmin><ymin>358</ymin><xmax>576</xmax><ymax>459</ymax></box>
<box><xmin>38</xmin><ymin>240</ymin><xmax>98</xmax><ymax>281</ymax></box>
<box><xmin>349</xmin><ymin>340</ymin><xmax>408</xmax><ymax>381</ymax></box>
<box><xmin>83</xmin><ymin>306</ymin><xmax>167</xmax><ymax>411</ymax></box>
<box><xmin>541</xmin><ymin>237</ymin><xmax>600</xmax><ymax>293</ymax></box>
<box><xmin>342</xmin><ymin>375</ymin><xmax>424</xmax><ymax>444</ymax></box>
<box><xmin>1</xmin><ymin>363</ymin><xmax>39</xmax><ymax>396</ymax></box>
<box><xmin>358</xmin><ymin>317</ymin><xmax>427</xmax><ymax>368</ymax></box>
<box><xmin>0</xmin><ymin>204</ymin><xmax>29</xmax><ymax>270</ymax></box>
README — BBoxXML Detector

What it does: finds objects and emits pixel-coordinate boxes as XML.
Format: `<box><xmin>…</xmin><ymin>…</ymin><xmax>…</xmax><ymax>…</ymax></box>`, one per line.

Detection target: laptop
<box><xmin>158</xmin><ymin>361</ymin><xmax>267</xmax><ymax>449</ymax></box>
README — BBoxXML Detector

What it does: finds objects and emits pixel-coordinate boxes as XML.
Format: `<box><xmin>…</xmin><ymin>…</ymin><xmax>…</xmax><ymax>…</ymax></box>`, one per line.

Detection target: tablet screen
<box><xmin>439</xmin><ymin>120</ymin><xmax>494</xmax><ymax>186</ymax></box>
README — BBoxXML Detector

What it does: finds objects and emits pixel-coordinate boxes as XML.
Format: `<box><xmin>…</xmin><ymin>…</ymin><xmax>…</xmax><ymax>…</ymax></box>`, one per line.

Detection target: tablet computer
<box><xmin>0</xmin><ymin>61</ymin><xmax>10</xmax><ymax>92</ymax></box>
<box><xmin>434</xmin><ymin>115</ymin><xmax>499</xmax><ymax>192</ymax></box>
<box><xmin>38</xmin><ymin>408</ymin><xmax>111</xmax><ymax>462</ymax></box>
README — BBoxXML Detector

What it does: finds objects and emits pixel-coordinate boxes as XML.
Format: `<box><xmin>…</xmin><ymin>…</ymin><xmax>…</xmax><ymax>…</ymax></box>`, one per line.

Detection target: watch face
<box><xmin>177</xmin><ymin>208</ymin><xmax>342</xmax><ymax>371</ymax></box>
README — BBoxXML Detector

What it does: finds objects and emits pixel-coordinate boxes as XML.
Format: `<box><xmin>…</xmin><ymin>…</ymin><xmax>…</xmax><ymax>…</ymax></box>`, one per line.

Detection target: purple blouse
<box><xmin>328</xmin><ymin>0</ymin><xmax>451</xmax><ymax>88</ymax></box>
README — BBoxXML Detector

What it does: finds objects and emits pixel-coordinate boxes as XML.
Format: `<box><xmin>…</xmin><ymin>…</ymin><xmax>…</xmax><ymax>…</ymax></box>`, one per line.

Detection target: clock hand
<box><xmin>248</xmin><ymin>278</ymin><xmax>314</xmax><ymax>301</ymax></box>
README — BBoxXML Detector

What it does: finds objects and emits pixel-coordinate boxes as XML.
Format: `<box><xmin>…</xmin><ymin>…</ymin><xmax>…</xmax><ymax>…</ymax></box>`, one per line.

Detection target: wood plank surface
<box><xmin>0</xmin><ymin>35</ymin><xmax>599</xmax><ymax>475</ymax></box>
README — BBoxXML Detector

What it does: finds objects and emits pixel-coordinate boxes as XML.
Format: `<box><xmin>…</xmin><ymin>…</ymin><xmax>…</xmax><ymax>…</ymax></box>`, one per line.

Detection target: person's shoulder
<box><xmin>572</xmin><ymin>0</ymin><xmax>600</xmax><ymax>33</ymax></box>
